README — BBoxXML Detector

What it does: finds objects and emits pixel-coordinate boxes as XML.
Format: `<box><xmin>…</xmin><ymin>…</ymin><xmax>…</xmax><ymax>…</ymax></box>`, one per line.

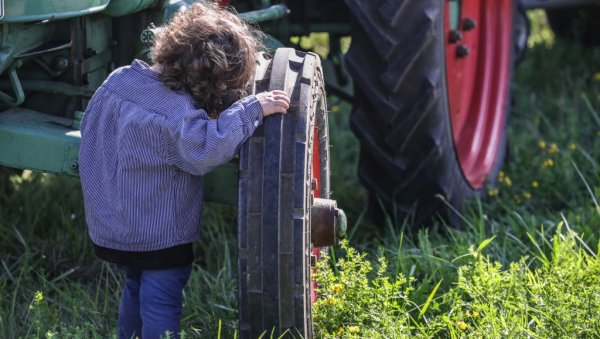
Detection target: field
<box><xmin>1</xmin><ymin>11</ymin><xmax>600</xmax><ymax>338</ymax></box>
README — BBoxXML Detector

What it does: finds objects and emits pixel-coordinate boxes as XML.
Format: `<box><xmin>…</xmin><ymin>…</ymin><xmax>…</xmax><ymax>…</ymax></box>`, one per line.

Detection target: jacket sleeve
<box><xmin>162</xmin><ymin>95</ymin><xmax>263</xmax><ymax>175</ymax></box>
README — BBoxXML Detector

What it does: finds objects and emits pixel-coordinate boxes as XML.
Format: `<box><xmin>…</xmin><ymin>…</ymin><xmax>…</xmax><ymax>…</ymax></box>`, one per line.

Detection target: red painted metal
<box><xmin>445</xmin><ymin>0</ymin><xmax>512</xmax><ymax>188</ymax></box>
<box><xmin>310</xmin><ymin>125</ymin><xmax>321</xmax><ymax>304</ymax></box>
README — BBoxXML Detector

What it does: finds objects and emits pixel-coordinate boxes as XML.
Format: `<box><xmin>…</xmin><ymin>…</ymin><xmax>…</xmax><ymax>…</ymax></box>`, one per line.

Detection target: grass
<box><xmin>1</xmin><ymin>10</ymin><xmax>600</xmax><ymax>338</ymax></box>
<box><xmin>312</xmin><ymin>11</ymin><xmax>600</xmax><ymax>337</ymax></box>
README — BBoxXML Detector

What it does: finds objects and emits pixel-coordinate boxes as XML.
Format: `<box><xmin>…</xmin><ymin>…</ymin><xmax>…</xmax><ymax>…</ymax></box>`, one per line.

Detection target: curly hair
<box><xmin>151</xmin><ymin>1</ymin><xmax>261</xmax><ymax>118</ymax></box>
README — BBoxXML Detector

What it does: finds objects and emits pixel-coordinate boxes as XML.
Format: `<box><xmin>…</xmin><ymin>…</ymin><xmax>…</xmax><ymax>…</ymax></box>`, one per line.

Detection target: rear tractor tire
<box><xmin>345</xmin><ymin>0</ymin><xmax>517</xmax><ymax>225</ymax></box>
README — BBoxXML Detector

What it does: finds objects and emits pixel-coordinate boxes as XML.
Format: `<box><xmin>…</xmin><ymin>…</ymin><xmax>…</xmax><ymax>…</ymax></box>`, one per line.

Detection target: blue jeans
<box><xmin>118</xmin><ymin>265</ymin><xmax>192</xmax><ymax>339</ymax></box>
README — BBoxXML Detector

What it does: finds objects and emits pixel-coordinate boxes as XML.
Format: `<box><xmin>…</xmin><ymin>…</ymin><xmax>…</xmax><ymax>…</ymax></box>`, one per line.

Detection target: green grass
<box><xmin>312</xmin><ymin>12</ymin><xmax>600</xmax><ymax>337</ymax></box>
<box><xmin>1</xmin><ymin>11</ymin><xmax>600</xmax><ymax>338</ymax></box>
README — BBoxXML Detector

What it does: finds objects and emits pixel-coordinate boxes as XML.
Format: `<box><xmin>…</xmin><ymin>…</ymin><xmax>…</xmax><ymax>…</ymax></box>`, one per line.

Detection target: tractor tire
<box><xmin>237</xmin><ymin>48</ymin><xmax>329</xmax><ymax>338</ymax></box>
<box><xmin>546</xmin><ymin>7</ymin><xmax>600</xmax><ymax>46</ymax></box>
<box><xmin>345</xmin><ymin>0</ymin><xmax>516</xmax><ymax>225</ymax></box>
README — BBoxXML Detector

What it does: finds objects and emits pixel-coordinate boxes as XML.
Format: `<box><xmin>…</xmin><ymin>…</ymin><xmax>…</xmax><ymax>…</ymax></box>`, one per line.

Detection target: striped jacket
<box><xmin>79</xmin><ymin>60</ymin><xmax>263</xmax><ymax>252</ymax></box>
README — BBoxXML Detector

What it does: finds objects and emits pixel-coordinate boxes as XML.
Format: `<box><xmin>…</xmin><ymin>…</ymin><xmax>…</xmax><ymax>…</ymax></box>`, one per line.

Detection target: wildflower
<box><xmin>569</xmin><ymin>143</ymin><xmax>577</xmax><ymax>151</ymax></box>
<box><xmin>465</xmin><ymin>310</ymin><xmax>471</xmax><ymax>318</ymax></box>
<box><xmin>549</xmin><ymin>143</ymin><xmax>559</xmax><ymax>154</ymax></box>
<box><xmin>472</xmin><ymin>310</ymin><xmax>480</xmax><ymax>318</ymax></box>
<box><xmin>523</xmin><ymin>191</ymin><xmax>532</xmax><ymax>200</ymax></box>
<box><xmin>503</xmin><ymin>176</ymin><xmax>512</xmax><ymax>187</ymax></box>
<box><xmin>532</xmin><ymin>181</ymin><xmax>539</xmax><ymax>188</ymax></box>
<box><xmin>324</xmin><ymin>297</ymin><xmax>337</xmax><ymax>305</ymax></box>
<box><xmin>336</xmin><ymin>327</ymin><xmax>344</xmax><ymax>337</ymax></box>
<box><xmin>331</xmin><ymin>283</ymin><xmax>343</xmax><ymax>294</ymax></box>
<box><xmin>331</xmin><ymin>105</ymin><xmax>340</xmax><ymax>113</ymax></box>
<box><xmin>348</xmin><ymin>326</ymin><xmax>360</xmax><ymax>334</ymax></box>
<box><xmin>29</xmin><ymin>290</ymin><xmax>44</xmax><ymax>309</ymax></box>
<box><xmin>487</xmin><ymin>188</ymin><xmax>499</xmax><ymax>197</ymax></box>
<box><xmin>458</xmin><ymin>321</ymin><xmax>469</xmax><ymax>331</ymax></box>
<box><xmin>542</xmin><ymin>159</ymin><xmax>554</xmax><ymax>168</ymax></box>
<box><xmin>594</xmin><ymin>73</ymin><xmax>600</xmax><ymax>81</ymax></box>
<box><xmin>498</xmin><ymin>171</ymin><xmax>505</xmax><ymax>183</ymax></box>
<box><xmin>34</xmin><ymin>291</ymin><xmax>43</xmax><ymax>304</ymax></box>
<box><xmin>538</xmin><ymin>140</ymin><xmax>546</xmax><ymax>149</ymax></box>
<box><xmin>46</xmin><ymin>331</ymin><xmax>57</xmax><ymax>339</ymax></box>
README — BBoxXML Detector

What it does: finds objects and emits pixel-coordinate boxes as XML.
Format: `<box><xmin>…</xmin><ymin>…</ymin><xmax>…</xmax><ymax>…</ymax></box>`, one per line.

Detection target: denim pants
<box><xmin>118</xmin><ymin>265</ymin><xmax>192</xmax><ymax>339</ymax></box>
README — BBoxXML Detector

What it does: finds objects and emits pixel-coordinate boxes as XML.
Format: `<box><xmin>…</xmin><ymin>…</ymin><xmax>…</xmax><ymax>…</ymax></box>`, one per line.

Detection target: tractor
<box><xmin>0</xmin><ymin>0</ymin><xmax>597</xmax><ymax>337</ymax></box>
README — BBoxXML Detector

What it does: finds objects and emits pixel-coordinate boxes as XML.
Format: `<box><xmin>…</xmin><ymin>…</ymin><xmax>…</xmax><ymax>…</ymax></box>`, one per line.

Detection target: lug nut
<box><xmin>463</xmin><ymin>17</ymin><xmax>476</xmax><ymax>31</ymax></box>
<box><xmin>456</xmin><ymin>45</ymin><xmax>470</xmax><ymax>58</ymax></box>
<box><xmin>448</xmin><ymin>30</ymin><xmax>462</xmax><ymax>43</ymax></box>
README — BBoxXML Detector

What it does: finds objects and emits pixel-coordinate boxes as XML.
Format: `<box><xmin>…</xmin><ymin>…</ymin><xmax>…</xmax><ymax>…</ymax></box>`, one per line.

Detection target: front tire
<box><xmin>237</xmin><ymin>48</ymin><xmax>329</xmax><ymax>338</ymax></box>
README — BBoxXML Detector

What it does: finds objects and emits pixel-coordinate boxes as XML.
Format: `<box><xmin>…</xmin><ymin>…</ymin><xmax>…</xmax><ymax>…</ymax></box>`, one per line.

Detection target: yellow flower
<box><xmin>549</xmin><ymin>143</ymin><xmax>559</xmax><ymax>154</ymax></box>
<box><xmin>487</xmin><ymin>188</ymin><xmax>499</xmax><ymax>197</ymax></box>
<box><xmin>532</xmin><ymin>181</ymin><xmax>539</xmax><ymax>188</ymax></box>
<box><xmin>331</xmin><ymin>105</ymin><xmax>340</xmax><ymax>113</ymax></box>
<box><xmin>324</xmin><ymin>297</ymin><xmax>337</xmax><ymax>305</ymax></box>
<box><xmin>569</xmin><ymin>143</ymin><xmax>577</xmax><ymax>151</ymax></box>
<box><xmin>34</xmin><ymin>291</ymin><xmax>43</xmax><ymax>304</ymax></box>
<box><xmin>594</xmin><ymin>73</ymin><xmax>600</xmax><ymax>81</ymax></box>
<box><xmin>348</xmin><ymin>326</ymin><xmax>360</xmax><ymax>334</ymax></box>
<box><xmin>538</xmin><ymin>140</ymin><xmax>546</xmax><ymax>149</ymax></box>
<box><xmin>542</xmin><ymin>159</ymin><xmax>554</xmax><ymax>168</ymax></box>
<box><xmin>523</xmin><ymin>191</ymin><xmax>532</xmax><ymax>200</ymax></box>
<box><xmin>458</xmin><ymin>321</ymin><xmax>469</xmax><ymax>331</ymax></box>
<box><xmin>503</xmin><ymin>177</ymin><xmax>512</xmax><ymax>187</ymax></box>
<box><xmin>29</xmin><ymin>290</ymin><xmax>44</xmax><ymax>309</ymax></box>
<box><xmin>472</xmin><ymin>310</ymin><xmax>480</xmax><ymax>318</ymax></box>
<box><xmin>465</xmin><ymin>310</ymin><xmax>471</xmax><ymax>318</ymax></box>
<box><xmin>332</xmin><ymin>283</ymin><xmax>343</xmax><ymax>294</ymax></box>
<box><xmin>336</xmin><ymin>327</ymin><xmax>344</xmax><ymax>337</ymax></box>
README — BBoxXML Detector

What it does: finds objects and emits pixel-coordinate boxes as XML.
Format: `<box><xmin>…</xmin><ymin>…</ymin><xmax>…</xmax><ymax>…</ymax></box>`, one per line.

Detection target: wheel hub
<box><xmin>310</xmin><ymin>198</ymin><xmax>347</xmax><ymax>247</ymax></box>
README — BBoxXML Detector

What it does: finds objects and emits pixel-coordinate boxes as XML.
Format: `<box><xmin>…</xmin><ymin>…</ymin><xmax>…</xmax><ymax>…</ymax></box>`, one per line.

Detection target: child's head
<box><xmin>151</xmin><ymin>1</ymin><xmax>261</xmax><ymax>118</ymax></box>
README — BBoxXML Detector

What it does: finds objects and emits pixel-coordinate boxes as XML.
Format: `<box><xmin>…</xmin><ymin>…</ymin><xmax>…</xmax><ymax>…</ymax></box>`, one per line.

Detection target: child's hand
<box><xmin>256</xmin><ymin>90</ymin><xmax>290</xmax><ymax>116</ymax></box>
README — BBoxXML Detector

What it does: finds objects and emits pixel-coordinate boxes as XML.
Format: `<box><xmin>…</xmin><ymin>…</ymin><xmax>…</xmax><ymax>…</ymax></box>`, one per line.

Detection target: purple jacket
<box><xmin>79</xmin><ymin>60</ymin><xmax>263</xmax><ymax>251</ymax></box>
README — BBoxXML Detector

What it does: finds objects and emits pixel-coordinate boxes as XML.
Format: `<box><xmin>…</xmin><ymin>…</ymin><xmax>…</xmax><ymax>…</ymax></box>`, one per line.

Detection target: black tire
<box><xmin>546</xmin><ymin>7</ymin><xmax>600</xmax><ymax>46</ymax></box>
<box><xmin>344</xmin><ymin>0</ymin><xmax>515</xmax><ymax>225</ymax></box>
<box><xmin>237</xmin><ymin>48</ymin><xmax>329</xmax><ymax>338</ymax></box>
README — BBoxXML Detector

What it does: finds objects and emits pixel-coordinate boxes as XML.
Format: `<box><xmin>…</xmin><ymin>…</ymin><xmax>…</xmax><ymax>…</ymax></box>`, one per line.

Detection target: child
<box><xmin>78</xmin><ymin>2</ymin><xmax>290</xmax><ymax>338</ymax></box>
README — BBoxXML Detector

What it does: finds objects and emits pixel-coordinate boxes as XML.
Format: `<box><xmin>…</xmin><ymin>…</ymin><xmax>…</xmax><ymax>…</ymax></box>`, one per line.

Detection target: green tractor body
<box><xmin>0</xmin><ymin>0</ymin><xmax>255</xmax><ymax>203</ymax></box>
<box><xmin>0</xmin><ymin>0</ymin><xmax>156</xmax><ymax>171</ymax></box>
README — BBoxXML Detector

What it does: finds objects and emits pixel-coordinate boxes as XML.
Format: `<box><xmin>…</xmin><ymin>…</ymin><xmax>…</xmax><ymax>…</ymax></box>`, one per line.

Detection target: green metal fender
<box><xmin>0</xmin><ymin>0</ymin><xmax>161</xmax><ymax>22</ymax></box>
<box><xmin>0</xmin><ymin>0</ymin><xmax>110</xmax><ymax>23</ymax></box>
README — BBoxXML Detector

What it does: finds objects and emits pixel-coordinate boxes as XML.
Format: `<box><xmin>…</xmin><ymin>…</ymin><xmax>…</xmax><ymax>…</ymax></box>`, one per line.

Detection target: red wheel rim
<box><xmin>445</xmin><ymin>0</ymin><xmax>513</xmax><ymax>189</ymax></box>
<box><xmin>310</xmin><ymin>124</ymin><xmax>321</xmax><ymax>304</ymax></box>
